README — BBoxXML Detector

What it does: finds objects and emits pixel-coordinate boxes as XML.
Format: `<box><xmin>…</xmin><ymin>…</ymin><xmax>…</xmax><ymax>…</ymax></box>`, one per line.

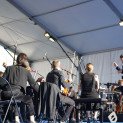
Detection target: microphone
<box><xmin>45</xmin><ymin>52</ymin><xmax>47</xmax><ymax>57</ymax></box>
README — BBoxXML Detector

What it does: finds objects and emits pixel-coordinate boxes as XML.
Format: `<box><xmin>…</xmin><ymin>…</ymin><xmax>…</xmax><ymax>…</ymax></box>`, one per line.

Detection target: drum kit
<box><xmin>99</xmin><ymin>82</ymin><xmax>123</xmax><ymax>113</ymax></box>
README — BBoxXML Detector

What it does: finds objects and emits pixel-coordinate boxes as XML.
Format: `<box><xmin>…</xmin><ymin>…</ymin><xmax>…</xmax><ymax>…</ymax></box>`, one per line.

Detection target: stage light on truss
<box><xmin>44</xmin><ymin>32</ymin><xmax>50</xmax><ymax>37</ymax></box>
<box><xmin>119</xmin><ymin>20</ymin><xmax>123</xmax><ymax>26</ymax></box>
<box><xmin>49</xmin><ymin>36</ymin><xmax>56</xmax><ymax>42</ymax></box>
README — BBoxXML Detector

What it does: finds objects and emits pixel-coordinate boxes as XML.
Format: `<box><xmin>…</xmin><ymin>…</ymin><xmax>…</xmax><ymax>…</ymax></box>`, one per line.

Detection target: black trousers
<box><xmin>1</xmin><ymin>88</ymin><xmax>35</xmax><ymax>116</ymax></box>
<box><xmin>59</xmin><ymin>94</ymin><xmax>75</xmax><ymax>120</ymax></box>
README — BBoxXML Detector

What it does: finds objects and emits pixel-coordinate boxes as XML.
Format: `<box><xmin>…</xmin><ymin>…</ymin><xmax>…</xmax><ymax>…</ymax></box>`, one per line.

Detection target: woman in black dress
<box><xmin>79</xmin><ymin>63</ymin><xmax>99</xmax><ymax>98</ymax></box>
<box><xmin>78</xmin><ymin>63</ymin><xmax>99</xmax><ymax>122</ymax></box>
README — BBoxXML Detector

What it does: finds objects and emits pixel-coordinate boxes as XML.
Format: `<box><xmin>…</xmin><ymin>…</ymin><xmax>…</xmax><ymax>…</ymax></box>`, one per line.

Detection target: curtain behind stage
<box><xmin>32</xmin><ymin>49</ymin><xmax>123</xmax><ymax>90</ymax></box>
<box><xmin>83</xmin><ymin>49</ymin><xmax>123</xmax><ymax>88</ymax></box>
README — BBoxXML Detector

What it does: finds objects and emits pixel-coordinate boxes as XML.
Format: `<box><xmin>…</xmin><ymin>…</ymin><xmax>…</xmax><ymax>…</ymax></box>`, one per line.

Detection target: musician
<box><xmin>46</xmin><ymin>60</ymin><xmax>75</xmax><ymax>121</ymax></box>
<box><xmin>78</xmin><ymin>63</ymin><xmax>99</xmax><ymax>121</ymax></box>
<box><xmin>115</xmin><ymin>79</ymin><xmax>123</xmax><ymax>95</ymax></box>
<box><xmin>118</xmin><ymin>79</ymin><xmax>123</xmax><ymax>86</ymax></box>
<box><xmin>79</xmin><ymin>63</ymin><xmax>99</xmax><ymax>98</ymax></box>
<box><xmin>114</xmin><ymin>54</ymin><xmax>123</xmax><ymax>79</ymax></box>
<box><xmin>2</xmin><ymin>53</ymin><xmax>39</xmax><ymax>123</ymax></box>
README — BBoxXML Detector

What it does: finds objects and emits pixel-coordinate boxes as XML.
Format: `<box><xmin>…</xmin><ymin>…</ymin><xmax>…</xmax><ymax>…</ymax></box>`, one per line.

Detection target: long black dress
<box><xmin>81</xmin><ymin>72</ymin><xmax>99</xmax><ymax>98</ymax></box>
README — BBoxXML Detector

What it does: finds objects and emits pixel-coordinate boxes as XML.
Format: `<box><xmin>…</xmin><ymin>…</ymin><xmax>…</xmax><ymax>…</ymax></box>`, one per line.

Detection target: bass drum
<box><xmin>99</xmin><ymin>88</ymin><xmax>106</xmax><ymax>99</ymax></box>
<box><xmin>103</xmin><ymin>102</ymin><xmax>116</xmax><ymax>112</ymax></box>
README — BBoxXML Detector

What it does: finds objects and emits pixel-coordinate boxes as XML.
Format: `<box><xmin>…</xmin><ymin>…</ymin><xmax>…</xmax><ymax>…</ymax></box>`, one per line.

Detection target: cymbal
<box><xmin>104</xmin><ymin>83</ymin><xmax>119</xmax><ymax>86</ymax></box>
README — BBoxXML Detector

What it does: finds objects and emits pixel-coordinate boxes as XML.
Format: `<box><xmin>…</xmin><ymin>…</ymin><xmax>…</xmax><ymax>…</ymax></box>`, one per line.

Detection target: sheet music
<box><xmin>27</xmin><ymin>70</ymin><xmax>37</xmax><ymax>86</ymax></box>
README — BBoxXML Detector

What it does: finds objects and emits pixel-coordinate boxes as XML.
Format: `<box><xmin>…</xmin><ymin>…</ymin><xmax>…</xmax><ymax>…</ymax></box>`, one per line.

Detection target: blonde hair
<box><xmin>118</xmin><ymin>79</ymin><xmax>123</xmax><ymax>85</ymax></box>
<box><xmin>52</xmin><ymin>60</ymin><xmax>60</xmax><ymax>69</ymax></box>
<box><xmin>86</xmin><ymin>63</ymin><xmax>94</xmax><ymax>72</ymax></box>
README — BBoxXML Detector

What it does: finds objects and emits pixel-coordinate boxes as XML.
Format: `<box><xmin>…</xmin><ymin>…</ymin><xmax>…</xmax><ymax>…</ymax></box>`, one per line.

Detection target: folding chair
<box><xmin>0</xmin><ymin>77</ymin><xmax>23</xmax><ymax>123</ymax></box>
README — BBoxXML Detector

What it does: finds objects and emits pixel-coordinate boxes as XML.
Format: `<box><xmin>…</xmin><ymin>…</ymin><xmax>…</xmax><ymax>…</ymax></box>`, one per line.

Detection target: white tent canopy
<box><xmin>0</xmin><ymin>0</ymin><xmax>73</xmax><ymax>62</ymax></box>
<box><xmin>0</xmin><ymin>0</ymin><xmax>123</xmax><ymax>90</ymax></box>
<box><xmin>0</xmin><ymin>0</ymin><xmax>123</xmax><ymax>60</ymax></box>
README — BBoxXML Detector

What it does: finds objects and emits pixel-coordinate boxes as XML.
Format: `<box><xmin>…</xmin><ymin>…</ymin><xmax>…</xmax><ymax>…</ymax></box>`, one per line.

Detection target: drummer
<box><xmin>115</xmin><ymin>79</ymin><xmax>123</xmax><ymax>95</ymax></box>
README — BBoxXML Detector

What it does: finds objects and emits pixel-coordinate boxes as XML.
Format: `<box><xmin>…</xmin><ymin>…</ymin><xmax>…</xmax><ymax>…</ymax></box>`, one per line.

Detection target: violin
<box><xmin>62</xmin><ymin>70</ymin><xmax>70</xmax><ymax>96</ymax></box>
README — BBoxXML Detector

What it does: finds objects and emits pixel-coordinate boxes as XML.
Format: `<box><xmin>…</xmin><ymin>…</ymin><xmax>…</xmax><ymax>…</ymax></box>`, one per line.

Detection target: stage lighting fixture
<box><xmin>119</xmin><ymin>20</ymin><xmax>123</xmax><ymax>26</ymax></box>
<box><xmin>49</xmin><ymin>36</ymin><xmax>55</xmax><ymax>42</ymax></box>
<box><xmin>44</xmin><ymin>32</ymin><xmax>50</xmax><ymax>37</ymax></box>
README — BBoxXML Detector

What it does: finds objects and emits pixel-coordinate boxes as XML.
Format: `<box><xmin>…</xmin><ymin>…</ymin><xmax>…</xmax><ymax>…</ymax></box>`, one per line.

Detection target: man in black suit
<box><xmin>46</xmin><ymin>60</ymin><xmax>75</xmax><ymax>121</ymax></box>
<box><xmin>114</xmin><ymin>54</ymin><xmax>123</xmax><ymax>79</ymax></box>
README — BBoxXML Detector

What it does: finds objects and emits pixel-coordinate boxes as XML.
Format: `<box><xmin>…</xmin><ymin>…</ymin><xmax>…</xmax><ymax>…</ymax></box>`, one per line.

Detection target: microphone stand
<box><xmin>13</xmin><ymin>45</ymin><xmax>17</xmax><ymax>65</ymax></box>
<box><xmin>36</xmin><ymin>72</ymin><xmax>44</xmax><ymax>77</ymax></box>
<box><xmin>45</xmin><ymin>53</ymin><xmax>52</xmax><ymax>66</ymax></box>
<box><xmin>78</xmin><ymin>56</ymin><xmax>84</xmax><ymax>75</ymax></box>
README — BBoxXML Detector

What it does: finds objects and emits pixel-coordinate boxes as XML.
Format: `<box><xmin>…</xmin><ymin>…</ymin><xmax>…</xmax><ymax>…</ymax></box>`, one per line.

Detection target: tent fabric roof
<box><xmin>0</xmin><ymin>0</ymin><xmax>123</xmax><ymax>61</ymax></box>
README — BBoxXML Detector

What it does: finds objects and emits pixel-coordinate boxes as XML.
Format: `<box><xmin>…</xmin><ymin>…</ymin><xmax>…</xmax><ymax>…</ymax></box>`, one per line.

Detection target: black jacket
<box><xmin>116</xmin><ymin>66</ymin><xmax>123</xmax><ymax>74</ymax></box>
<box><xmin>38</xmin><ymin>82</ymin><xmax>60</xmax><ymax>120</ymax></box>
<box><xmin>46</xmin><ymin>69</ymin><xmax>70</xmax><ymax>90</ymax></box>
<box><xmin>3</xmin><ymin>65</ymin><xmax>39</xmax><ymax>92</ymax></box>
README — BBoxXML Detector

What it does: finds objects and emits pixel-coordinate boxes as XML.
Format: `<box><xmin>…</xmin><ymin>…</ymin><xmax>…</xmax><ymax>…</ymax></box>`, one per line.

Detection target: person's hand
<box><xmin>114</xmin><ymin>62</ymin><xmax>118</xmax><ymax>67</ymax></box>
<box><xmin>118</xmin><ymin>70</ymin><xmax>122</xmax><ymax>74</ymax></box>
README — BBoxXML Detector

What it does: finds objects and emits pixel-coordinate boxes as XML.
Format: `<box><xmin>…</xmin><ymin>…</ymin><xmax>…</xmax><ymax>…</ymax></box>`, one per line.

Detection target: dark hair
<box><xmin>16</xmin><ymin>53</ymin><xmax>28</xmax><ymax>67</ymax></box>
<box><xmin>120</xmin><ymin>54</ymin><xmax>123</xmax><ymax>59</ymax></box>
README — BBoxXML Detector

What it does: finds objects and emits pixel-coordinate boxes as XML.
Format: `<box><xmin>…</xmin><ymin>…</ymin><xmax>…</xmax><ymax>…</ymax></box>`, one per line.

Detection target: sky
<box><xmin>0</xmin><ymin>45</ymin><xmax>13</xmax><ymax>72</ymax></box>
